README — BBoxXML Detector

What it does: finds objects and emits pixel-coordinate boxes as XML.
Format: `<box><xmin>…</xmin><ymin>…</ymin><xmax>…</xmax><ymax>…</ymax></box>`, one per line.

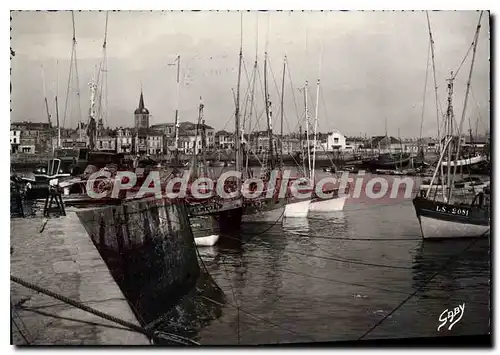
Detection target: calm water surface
<box><xmin>194</xmin><ymin>172</ymin><xmax>490</xmax><ymax>345</ymax></box>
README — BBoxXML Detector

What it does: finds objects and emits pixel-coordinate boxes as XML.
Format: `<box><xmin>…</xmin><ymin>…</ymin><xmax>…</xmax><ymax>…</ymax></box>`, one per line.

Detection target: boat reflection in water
<box><xmin>282</xmin><ymin>217</ymin><xmax>310</xmax><ymax>234</ymax></box>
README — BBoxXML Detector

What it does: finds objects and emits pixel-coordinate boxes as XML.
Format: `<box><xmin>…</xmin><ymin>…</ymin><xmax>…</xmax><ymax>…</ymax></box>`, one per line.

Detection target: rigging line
<box><xmin>357</xmin><ymin>237</ymin><xmax>481</xmax><ymax>340</ymax></box>
<box><xmin>242</xmin><ymin>59</ymin><xmax>266</xmax><ymax>135</ymax></box>
<box><xmin>292</xmin><ymin>229</ymin><xmax>412</xmax><ymax>265</ymax></box>
<box><xmin>200</xmin><ymin>295</ymin><xmax>315</xmax><ymax>341</ymax></box>
<box><xmin>451</xmin><ymin>36</ymin><xmax>475</xmax><ymax>81</ymax></box>
<box><xmin>419</xmin><ymin>39</ymin><xmax>432</xmax><ymax>143</ymax></box>
<box><xmin>266</xmin><ymin>57</ymin><xmax>284</xmax><ymax>125</ymax></box>
<box><xmin>219</xmin><ymin>262</ymin><xmax>490</xmax><ymax>307</ymax></box>
<box><xmin>241</xmin><ymin>57</ymin><xmax>257</xmax><ymax>129</ymax></box>
<box><xmin>450</xmin><ymin>10</ymin><xmax>484</xmax><ymax>191</ymax></box>
<box><xmin>251</xmin><ymin>65</ymin><xmax>269</xmax><ymax>133</ymax></box>
<box><xmin>283</xmin><ymin>249</ymin><xmax>413</xmax><ymax>270</ymax></box>
<box><xmin>286</xmin><ymin>62</ymin><xmax>305</xmax><ymax>131</ymax></box>
<box><xmin>285</xmin><ymin>232</ymin><xmax>422</xmax><ymax>242</ymax></box>
<box><xmin>469</xmin><ymin>86</ymin><xmax>487</xmax><ymax>133</ymax></box>
<box><xmin>240</xmin><ymin>208</ymin><xmax>286</xmax><ymax>237</ymax></box>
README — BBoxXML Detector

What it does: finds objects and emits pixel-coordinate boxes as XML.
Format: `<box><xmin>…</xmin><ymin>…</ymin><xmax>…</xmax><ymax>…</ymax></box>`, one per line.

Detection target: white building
<box><xmin>321</xmin><ymin>130</ymin><xmax>346</xmax><ymax>151</ymax></box>
<box><xmin>215</xmin><ymin>130</ymin><xmax>235</xmax><ymax>149</ymax></box>
<box><xmin>116</xmin><ymin>128</ymin><xmax>133</xmax><ymax>154</ymax></box>
<box><xmin>10</xmin><ymin>130</ymin><xmax>21</xmax><ymax>153</ymax></box>
<box><xmin>147</xmin><ymin>132</ymin><xmax>164</xmax><ymax>155</ymax></box>
<box><xmin>180</xmin><ymin>134</ymin><xmax>204</xmax><ymax>154</ymax></box>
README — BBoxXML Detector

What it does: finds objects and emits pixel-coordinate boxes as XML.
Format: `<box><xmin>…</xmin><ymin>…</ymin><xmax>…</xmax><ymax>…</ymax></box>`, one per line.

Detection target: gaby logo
<box><xmin>437</xmin><ymin>303</ymin><xmax>465</xmax><ymax>331</ymax></box>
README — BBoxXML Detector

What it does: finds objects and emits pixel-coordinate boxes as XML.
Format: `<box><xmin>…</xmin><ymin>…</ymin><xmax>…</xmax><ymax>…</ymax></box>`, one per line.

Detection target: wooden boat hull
<box><xmin>412</xmin><ymin>196</ymin><xmax>490</xmax><ymax>239</ymax></box>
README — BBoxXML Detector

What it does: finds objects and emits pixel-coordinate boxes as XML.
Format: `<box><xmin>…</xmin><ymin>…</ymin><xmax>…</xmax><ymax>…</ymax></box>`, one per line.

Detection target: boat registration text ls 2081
<box><xmin>434</xmin><ymin>204</ymin><xmax>471</xmax><ymax>217</ymax></box>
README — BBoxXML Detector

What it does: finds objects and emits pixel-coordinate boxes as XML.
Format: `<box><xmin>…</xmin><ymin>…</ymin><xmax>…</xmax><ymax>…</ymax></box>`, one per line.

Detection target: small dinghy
<box><xmin>194</xmin><ymin>234</ymin><xmax>219</xmax><ymax>247</ymax></box>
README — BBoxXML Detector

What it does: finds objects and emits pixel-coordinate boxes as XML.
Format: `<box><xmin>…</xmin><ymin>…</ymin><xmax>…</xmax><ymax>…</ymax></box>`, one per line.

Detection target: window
<box><xmin>334</xmin><ymin>137</ymin><xmax>339</xmax><ymax>143</ymax></box>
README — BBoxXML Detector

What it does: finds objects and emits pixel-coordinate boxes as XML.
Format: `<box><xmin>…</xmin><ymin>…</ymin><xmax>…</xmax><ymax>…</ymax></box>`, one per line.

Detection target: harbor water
<box><xmin>188</xmin><ymin>169</ymin><xmax>490</xmax><ymax>344</ymax></box>
<box><xmin>193</xmin><ymin>201</ymin><xmax>490</xmax><ymax>344</ymax></box>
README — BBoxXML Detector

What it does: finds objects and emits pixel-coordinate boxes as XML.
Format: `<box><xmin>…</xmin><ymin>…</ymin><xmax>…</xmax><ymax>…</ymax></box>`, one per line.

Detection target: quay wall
<box><xmin>76</xmin><ymin>198</ymin><xmax>205</xmax><ymax>326</ymax></box>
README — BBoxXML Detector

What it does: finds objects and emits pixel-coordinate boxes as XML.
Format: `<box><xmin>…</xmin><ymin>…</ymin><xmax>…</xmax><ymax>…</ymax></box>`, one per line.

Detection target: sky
<box><xmin>10</xmin><ymin>10</ymin><xmax>490</xmax><ymax>138</ymax></box>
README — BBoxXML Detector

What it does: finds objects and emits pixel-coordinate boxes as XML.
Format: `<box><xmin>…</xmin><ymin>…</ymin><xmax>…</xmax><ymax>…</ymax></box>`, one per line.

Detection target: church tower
<box><xmin>134</xmin><ymin>90</ymin><xmax>150</xmax><ymax>129</ymax></box>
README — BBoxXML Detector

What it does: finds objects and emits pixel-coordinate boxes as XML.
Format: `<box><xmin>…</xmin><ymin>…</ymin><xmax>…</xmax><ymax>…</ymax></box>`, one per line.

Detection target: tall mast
<box><xmin>245</xmin><ymin>13</ymin><xmax>259</xmax><ymax>174</ymax></box>
<box><xmin>426</xmin><ymin>12</ymin><xmax>441</xmax><ymax>154</ymax></box>
<box><xmin>62</xmin><ymin>11</ymin><xmax>82</xmax><ymax>142</ymax></box>
<box><xmin>304</xmin><ymin>81</ymin><xmax>312</xmax><ymax>179</ymax></box>
<box><xmin>444</xmin><ymin>73</ymin><xmax>455</xmax><ymax>202</ymax></box>
<box><xmin>449</xmin><ymin>11</ymin><xmax>484</xmax><ymax>197</ymax></box>
<box><xmin>55</xmin><ymin>96</ymin><xmax>60</xmax><ymax>149</ymax></box>
<box><xmin>311</xmin><ymin>35</ymin><xmax>323</xmax><ymax>182</ymax></box>
<box><xmin>200</xmin><ymin>101</ymin><xmax>208</xmax><ymax>177</ymax></box>
<box><xmin>192</xmin><ymin>96</ymin><xmax>204</xmax><ymax>178</ymax></box>
<box><xmin>234</xmin><ymin>13</ymin><xmax>243</xmax><ymax>176</ymax></box>
<box><xmin>398</xmin><ymin>128</ymin><xmax>403</xmax><ymax>170</ymax></box>
<box><xmin>279</xmin><ymin>56</ymin><xmax>286</xmax><ymax>169</ymax></box>
<box><xmin>55</xmin><ymin>60</ymin><xmax>60</xmax><ymax>149</ymax></box>
<box><xmin>97</xmin><ymin>11</ymin><xmax>109</xmax><ymax>136</ymax></box>
<box><xmin>88</xmin><ymin>75</ymin><xmax>97</xmax><ymax>151</ymax></box>
<box><xmin>174</xmin><ymin>55</ymin><xmax>181</xmax><ymax>162</ymax></box>
<box><xmin>41</xmin><ymin>65</ymin><xmax>52</xmax><ymax>154</ymax></box>
<box><xmin>72</xmin><ymin>11</ymin><xmax>82</xmax><ymax>141</ymax></box>
<box><xmin>263</xmin><ymin>15</ymin><xmax>274</xmax><ymax>172</ymax></box>
<box><xmin>299</xmin><ymin>125</ymin><xmax>306</xmax><ymax>174</ymax></box>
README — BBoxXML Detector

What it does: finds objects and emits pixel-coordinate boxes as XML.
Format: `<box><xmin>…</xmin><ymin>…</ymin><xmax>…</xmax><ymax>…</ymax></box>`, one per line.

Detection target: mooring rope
<box><xmin>10</xmin><ymin>275</ymin><xmax>199</xmax><ymax>345</ymax></box>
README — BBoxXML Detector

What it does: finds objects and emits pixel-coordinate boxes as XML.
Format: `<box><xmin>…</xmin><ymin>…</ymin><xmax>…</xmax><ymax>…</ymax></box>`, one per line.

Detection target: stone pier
<box><xmin>10</xmin><ymin>210</ymin><xmax>150</xmax><ymax>345</ymax></box>
<box><xmin>76</xmin><ymin>197</ymin><xmax>200</xmax><ymax>325</ymax></box>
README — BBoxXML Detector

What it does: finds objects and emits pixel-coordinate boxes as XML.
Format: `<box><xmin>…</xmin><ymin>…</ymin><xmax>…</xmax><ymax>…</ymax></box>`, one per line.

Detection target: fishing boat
<box><xmin>322</xmin><ymin>166</ymin><xmax>337</xmax><ymax>173</ymax></box>
<box><xmin>413</xmin><ymin>11</ymin><xmax>489</xmax><ymax>240</ymax></box>
<box><xmin>19</xmin><ymin>158</ymin><xmax>72</xmax><ymax>200</ymax></box>
<box><xmin>413</xmin><ymin>189</ymin><xmax>490</xmax><ymax>239</ymax></box>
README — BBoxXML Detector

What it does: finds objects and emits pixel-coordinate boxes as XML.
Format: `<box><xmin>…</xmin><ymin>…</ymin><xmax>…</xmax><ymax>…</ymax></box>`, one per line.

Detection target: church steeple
<box><xmin>134</xmin><ymin>89</ymin><xmax>150</xmax><ymax>129</ymax></box>
<box><xmin>134</xmin><ymin>90</ymin><xmax>149</xmax><ymax>115</ymax></box>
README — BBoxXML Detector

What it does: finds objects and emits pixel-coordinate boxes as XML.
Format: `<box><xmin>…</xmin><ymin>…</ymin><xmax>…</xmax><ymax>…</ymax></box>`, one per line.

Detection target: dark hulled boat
<box><xmin>412</xmin><ymin>14</ymin><xmax>489</xmax><ymax>240</ymax></box>
<box><xmin>413</xmin><ymin>190</ymin><xmax>490</xmax><ymax>239</ymax></box>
